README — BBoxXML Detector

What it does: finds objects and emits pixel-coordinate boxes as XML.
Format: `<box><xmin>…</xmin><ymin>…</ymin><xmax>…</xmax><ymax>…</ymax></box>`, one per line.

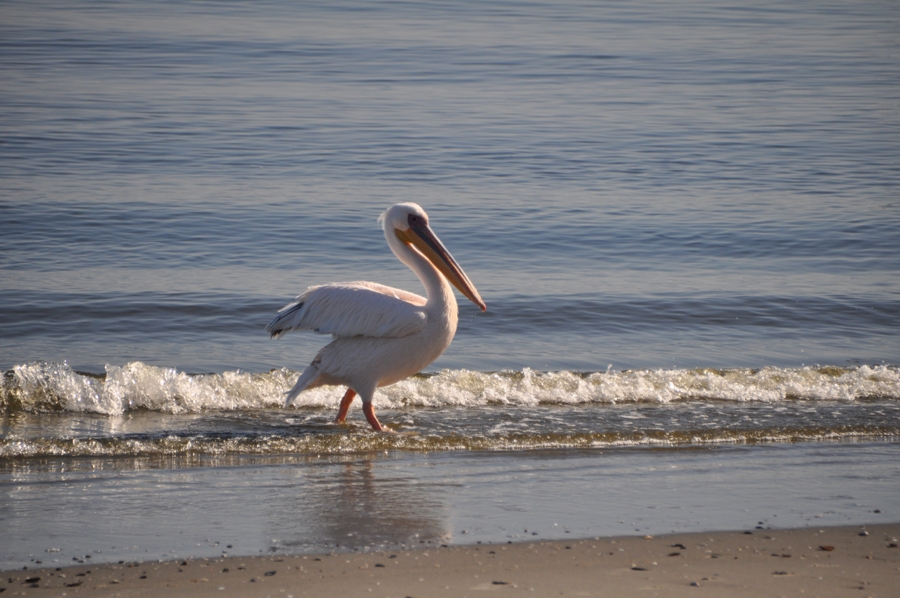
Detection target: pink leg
<box><xmin>362</xmin><ymin>402</ymin><xmax>390</xmax><ymax>432</ymax></box>
<box><xmin>334</xmin><ymin>388</ymin><xmax>357</xmax><ymax>423</ymax></box>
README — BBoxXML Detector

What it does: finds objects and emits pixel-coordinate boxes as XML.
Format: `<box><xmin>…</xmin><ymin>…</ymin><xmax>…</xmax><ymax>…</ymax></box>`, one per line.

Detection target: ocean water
<box><xmin>1</xmin><ymin>0</ymin><xmax>899</xmax><ymax>569</ymax></box>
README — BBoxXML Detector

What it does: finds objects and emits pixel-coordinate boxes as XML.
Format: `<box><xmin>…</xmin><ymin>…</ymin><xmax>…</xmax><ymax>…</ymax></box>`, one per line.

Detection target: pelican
<box><xmin>266</xmin><ymin>203</ymin><xmax>486</xmax><ymax>431</ymax></box>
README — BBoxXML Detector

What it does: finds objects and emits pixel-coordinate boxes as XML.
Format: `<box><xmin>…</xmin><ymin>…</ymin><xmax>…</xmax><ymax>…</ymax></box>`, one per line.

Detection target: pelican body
<box><xmin>266</xmin><ymin>203</ymin><xmax>486</xmax><ymax>431</ymax></box>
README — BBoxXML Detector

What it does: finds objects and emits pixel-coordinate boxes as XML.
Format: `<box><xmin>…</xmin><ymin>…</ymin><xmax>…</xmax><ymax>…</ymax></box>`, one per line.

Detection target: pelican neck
<box><xmin>386</xmin><ymin>228</ymin><xmax>456</xmax><ymax>311</ymax></box>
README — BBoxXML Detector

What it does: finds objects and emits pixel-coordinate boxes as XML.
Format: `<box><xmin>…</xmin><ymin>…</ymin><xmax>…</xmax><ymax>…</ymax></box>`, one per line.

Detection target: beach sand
<box><xmin>4</xmin><ymin>524</ymin><xmax>897</xmax><ymax>597</ymax></box>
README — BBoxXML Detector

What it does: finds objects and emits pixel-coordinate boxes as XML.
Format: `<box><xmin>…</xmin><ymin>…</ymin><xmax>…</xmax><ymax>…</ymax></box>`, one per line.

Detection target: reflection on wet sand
<box><xmin>3</xmin><ymin>442</ymin><xmax>900</xmax><ymax>570</ymax></box>
<box><xmin>273</xmin><ymin>457</ymin><xmax>451</xmax><ymax>553</ymax></box>
<box><xmin>0</xmin><ymin>450</ymin><xmax>452</xmax><ymax>568</ymax></box>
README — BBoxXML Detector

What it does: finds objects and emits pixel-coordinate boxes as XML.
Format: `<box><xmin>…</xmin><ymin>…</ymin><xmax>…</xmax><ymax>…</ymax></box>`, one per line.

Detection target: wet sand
<box><xmin>5</xmin><ymin>443</ymin><xmax>900</xmax><ymax>570</ymax></box>
<box><xmin>4</xmin><ymin>524</ymin><xmax>898</xmax><ymax>597</ymax></box>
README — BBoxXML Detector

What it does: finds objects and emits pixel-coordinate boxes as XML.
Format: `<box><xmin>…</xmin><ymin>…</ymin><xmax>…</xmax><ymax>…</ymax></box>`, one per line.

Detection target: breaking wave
<box><xmin>3</xmin><ymin>361</ymin><xmax>899</xmax><ymax>415</ymax></box>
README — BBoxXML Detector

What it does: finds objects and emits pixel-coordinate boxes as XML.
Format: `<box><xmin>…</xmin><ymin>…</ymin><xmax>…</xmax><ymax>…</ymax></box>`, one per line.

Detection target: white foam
<box><xmin>2</xmin><ymin>362</ymin><xmax>898</xmax><ymax>415</ymax></box>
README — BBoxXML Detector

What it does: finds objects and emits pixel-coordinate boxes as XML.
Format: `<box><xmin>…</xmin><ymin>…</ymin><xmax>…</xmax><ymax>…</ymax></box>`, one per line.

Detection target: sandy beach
<box><xmin>4</xmin><ymin>524</ymin><xmax>897</xmax><ymax>597</ymax></box>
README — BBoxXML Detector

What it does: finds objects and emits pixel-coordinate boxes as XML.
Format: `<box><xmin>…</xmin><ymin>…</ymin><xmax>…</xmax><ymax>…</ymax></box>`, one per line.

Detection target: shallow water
<box><xmin>1</xmin><ymin>0</ymin><xmax>899</xmax><ymax>569</ymax></box>
<box><xmin>3</xmin><ymin>364</ymin><xmax>900</xmax><ymax>457</ymax></box>
<box><xmin>3</xmin><ymin>444</ymin><xmax>898</xmax><ymax>569</ymax></box>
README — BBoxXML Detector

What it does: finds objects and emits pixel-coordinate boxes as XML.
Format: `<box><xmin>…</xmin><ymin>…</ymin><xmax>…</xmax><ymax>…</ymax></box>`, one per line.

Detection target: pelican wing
<box><xmin>266</xmin><ymin>281</ymin><xmax>427</xmax><ymax>340</ymax></box>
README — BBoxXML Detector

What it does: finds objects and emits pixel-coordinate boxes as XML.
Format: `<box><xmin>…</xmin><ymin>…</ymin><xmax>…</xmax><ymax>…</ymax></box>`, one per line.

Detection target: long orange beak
<box><xmin>396</xmin><ymin>222</ymin><xmax>486</xmax><ymax>312</ymax></box>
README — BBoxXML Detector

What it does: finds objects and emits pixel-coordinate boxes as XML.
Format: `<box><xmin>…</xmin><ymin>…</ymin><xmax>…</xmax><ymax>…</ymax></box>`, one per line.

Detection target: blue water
<box><xmin>2</xmin><ymin>1</ymin><xmax>898</xmax><ymax>376</ymax></box>
<box><xmin>1</xmin><ymin>0</ymin><xmax>899</xmax><ymax>569</ymax></box>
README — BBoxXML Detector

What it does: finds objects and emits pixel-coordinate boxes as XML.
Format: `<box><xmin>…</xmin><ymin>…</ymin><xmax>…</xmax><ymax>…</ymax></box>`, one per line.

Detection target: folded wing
<box><xmin>266</xmin><ymin>281</ymin><xmax>427</xmax><ymax>340</ymax></box>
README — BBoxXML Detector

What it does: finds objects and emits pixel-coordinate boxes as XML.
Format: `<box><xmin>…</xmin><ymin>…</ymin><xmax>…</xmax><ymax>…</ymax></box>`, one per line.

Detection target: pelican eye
<box><xmin>407</xmin><ymin>213</ymin><xmax>427</xmax><ymax>228</ymax></box>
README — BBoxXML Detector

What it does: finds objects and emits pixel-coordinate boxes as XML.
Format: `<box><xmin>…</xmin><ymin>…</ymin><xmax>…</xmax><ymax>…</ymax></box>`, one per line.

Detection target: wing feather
<box><xmin>266</xmin><ymin>281</ymin><xmax>427</xmax><ymax>339</ymax></box>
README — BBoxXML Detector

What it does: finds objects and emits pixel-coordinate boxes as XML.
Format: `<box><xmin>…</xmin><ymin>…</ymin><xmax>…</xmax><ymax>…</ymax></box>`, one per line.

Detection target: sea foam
<box><xmin>2</xmin><ymin>361</ymin><xmax>898</xmax><ymax>415</ymax></box>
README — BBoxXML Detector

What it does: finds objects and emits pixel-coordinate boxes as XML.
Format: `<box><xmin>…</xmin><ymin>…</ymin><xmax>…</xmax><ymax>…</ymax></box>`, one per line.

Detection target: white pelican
<box><xmin>266</xmin><ymin>203</ymin><xmax>486</xmax><ymax>431</ymax></box>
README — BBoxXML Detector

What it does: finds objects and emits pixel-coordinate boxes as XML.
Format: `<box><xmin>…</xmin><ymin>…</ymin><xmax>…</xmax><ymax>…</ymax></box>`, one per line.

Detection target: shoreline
<box><xmin>4</xmin><ymin>442</ymin><xmax>899</xmax><ymax>572</ymax></box>
<box><xmin>4</xmin><ymin>523</ymin><xmax>898</xmax><ymax>597</ymax></box>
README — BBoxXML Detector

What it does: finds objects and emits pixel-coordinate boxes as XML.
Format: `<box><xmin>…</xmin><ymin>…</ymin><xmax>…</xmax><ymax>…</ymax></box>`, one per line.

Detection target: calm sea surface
<box><xmin>1</xmin><ymin>0</ymin><xmax>899</xmax><ymax>569</ymax></box>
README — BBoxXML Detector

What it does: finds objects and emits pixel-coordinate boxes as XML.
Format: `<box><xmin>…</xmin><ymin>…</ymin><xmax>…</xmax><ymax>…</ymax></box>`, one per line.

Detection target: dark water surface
<box><xmin>1</xmin><ymin>0</ymin><xmax>899</xmax><ymax>569</ymax></box>
<box><xmin>2</xmin><ymin>0</ymin><xmax>897</xmax><ymax>375</ymax></box>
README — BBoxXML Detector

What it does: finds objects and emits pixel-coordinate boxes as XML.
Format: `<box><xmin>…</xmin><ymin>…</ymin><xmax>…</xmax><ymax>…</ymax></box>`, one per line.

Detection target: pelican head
<box><xmin>381</xmin><ymin>203</ymin><xmax>486</xmax><ymax>312</ymax></box>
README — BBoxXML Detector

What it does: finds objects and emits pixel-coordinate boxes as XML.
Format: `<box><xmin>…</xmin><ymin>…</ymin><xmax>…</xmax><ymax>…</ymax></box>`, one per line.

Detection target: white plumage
<box><xmin>269</xmin><ymin>282</ymin><xmax>427</xmax><ymax>339</ymax></box>
<box><xmin>266</xmin><ymin>203</ymin><xmax>485</xmax><ymax>431</ymax></box>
